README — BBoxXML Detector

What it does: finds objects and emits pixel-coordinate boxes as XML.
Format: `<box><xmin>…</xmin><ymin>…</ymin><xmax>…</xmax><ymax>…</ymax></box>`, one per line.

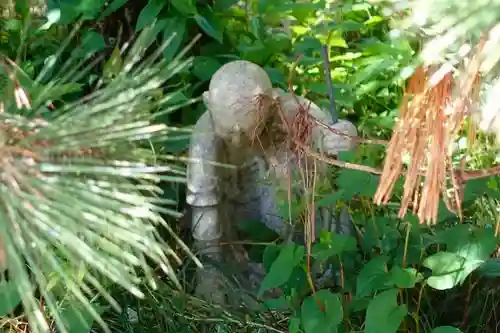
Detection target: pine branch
<box><xmin>0</xmin><ymin>23</ymin><xmax>200</xmax><ymax>333</ymax></box>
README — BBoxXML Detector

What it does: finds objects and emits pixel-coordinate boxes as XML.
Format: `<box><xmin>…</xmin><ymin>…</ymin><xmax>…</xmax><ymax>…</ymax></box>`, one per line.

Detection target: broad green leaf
<box><xmin>433</xmin><ymin>224</ymin><xmax>470</xmax><ymax>249</ymax></box>
<box><xmin>294</xmin><ymin>36</ymin><xmax>322</xmax><ymax>53</ymax></box>
<box><xmin>328</xmin><ymin>20</ymin><xmax>364</xmax><ymax>32</ymax></box>
<box><xmin>291</xmin><ymin>25</ymin><xmax>310</xmax><ymax>36</ymax></box>
<box><xmin>266</xmin><ymin>32</ymin><xmax>292</xmax><ymax>54</ymax></box>
<box><xmin>15</xmin><ymin>0</ymin><xmax>29</xmax><ymax>18</ymax></box>
<box><xmin>353</xmin><ymin>58</ymin><xmax>398</xmax><ymax>84</ymax></box>
<box><xmin>251</xmin><ymin>16</ymin><xmax>266</xmax><ymax>41</ymax></box>
<box><xmin>171</xmin><ymin>0</ymin><xmax>197</xmax><ymax>15</ymax></box>
<box><xmin>423</xmin><ymin>252</ymin><xmax>466</xmax><ymax>290</ymax></box>
<box><xmin>75</xmin><ymin>30</ymin><xmax>105</xmax><ymax>58</ymax></box>
<box><xmin>301</xmin><ymin>290</ymin><xmax>343</xmax><ymax>333</ymax></box>
<box><xmin>312</xmin><ymin>232</ymin><xmax>357</xmax><ymax>261</ymax></box>
<box><xmin>135</xmin><ymin>0</ymin><xmax>165</xmax><ymax>32</ymax></box>
<box><xmin>427</xmin><ymin>228</ymin><xmax>496</xmax><ymax>289</ymax></box>
<box><xmin>59</xmin><ymin>300</ymin><xmax>107</xmax><ymax>333</ymax></box>
<box><xmin>316</xmin><ymin>190</ymin><xmax>344</xmax><ymax>208</ymax></box>
<box><xmin>214</xmin><ymin>0</ymin><xmax>239</xmax><ymax>12</ymax></box>
<box><xmin>365</xmin><ymin>289</ymin><xmax>407</xmax><ymax>333</ymax></box>
<box><xmin>51</xmin><ymin>0</ymin><xmax>104</xmax><ymax>22</ymax></box>
<box><xmin>478</xmin><ymin>258</ymin><xmax>500</xmax><ymax>277</ymax></box>
<box><xmin>237</xmin><ymin>220</ymin><xmax>278</xmax><ymax>261</ymax></box>
<box><xmin>365</xmin><ymin>16</ymin><xmax>384</xmax><ymax>26</ymax></box>
<box><xmin>289</xmin><ymin>316</ymin><xmax>301</xmax><ymax>333</ymax></box>
<box><xmin>194</xmin><ymin>14</ymin><xmax>223</xmax><ymax>43</ymax></box>
<box><xmin>390</xmin><ymin>266</ymin><xmax>422</xmax><ymax>289</ymax></box>
<box><xmin>102</xmin><ymin>0</ymin><xmax>128</xmax><ymax>17</ymax></box>
<box><xmin>454</xmin><ymin>228</ymin><xmax>497</xmax><ymax>262</ymax></box>
<box><xmin>463</xmin><ymin>178</ymin><xmax>493</xmax><ymax>202</ymax></box>
<box><xmin>162</xmin><ymin>17</ymin><xmax>187</xmax><ymax>61</ymax></box>
<box><xmin>264</xmin><ymin>67</ymin><xmax>285</xmax><ymax>85</ymax></box>
<box><xmin>431</xmin><ymin>326</ymin><xmax>463</xmax><ymax>333</ymax></box>
<box><xmin>0</xmin><ymin>280</ymin><xmax>22</xmax><ymax>316</ymax></box>
<box><xmin>258</xmin><ymin>244</ymin><xmax>304</xmax><ymax>297</ymax></box>
<box><xmin>336</xmin><ymin>168</ymin><xmax>380</xmax><ymax>198</ymax></box>
<box><xmin>262</xmin><ymin>244</ymin><xmax>281</xmax><ymax>271</ymax></box>
<box><xmin>356</xmin><ymin>255</ymin><xmax>390</xmax><ymax>297</ymax></box>
<box><xmin>263</xmin><ymin>295</ymin><xmax>289</xmax><ymax>310</ymax></box>
<box><xmin>328</xmin><ymin>36</ymin><xmax>348</xmax><ymax>48</ymax></box>
<box><xmin>191</xmin><ymin>56</ymin><xmax>222</xmax><ymax>81</ymax></box>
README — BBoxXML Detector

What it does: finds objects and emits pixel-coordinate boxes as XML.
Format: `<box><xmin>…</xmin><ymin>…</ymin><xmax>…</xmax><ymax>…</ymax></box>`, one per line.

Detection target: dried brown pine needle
<box><xmin>374</xmin><ymin>39</ymin><xmax>484</xmax><ymax>225</ymax></box>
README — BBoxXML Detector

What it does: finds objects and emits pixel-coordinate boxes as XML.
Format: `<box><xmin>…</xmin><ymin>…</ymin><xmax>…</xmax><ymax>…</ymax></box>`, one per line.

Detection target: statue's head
<box><xmin>203</xmin><ymin>60</ymin><xmax>273</xmax><ymax>143</ymax></box>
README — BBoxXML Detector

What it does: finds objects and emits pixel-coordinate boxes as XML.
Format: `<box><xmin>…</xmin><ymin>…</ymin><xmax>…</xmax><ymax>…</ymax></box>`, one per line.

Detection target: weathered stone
<box><xmin>186</xmin><ymin>60</ymin><xmax>358</xmax><ymax>303</ymax></box>
<box><xmin>0</xmin><ymin>0</ymin><xmax>47</xmax><ymax>19</ymax></box>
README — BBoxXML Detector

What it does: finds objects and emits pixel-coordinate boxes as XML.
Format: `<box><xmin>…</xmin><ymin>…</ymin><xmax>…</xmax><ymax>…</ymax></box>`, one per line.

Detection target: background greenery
<box><xmin>1</xmin><ymin>0</ymin><xmax>500</xmax><ymax>332</ymax></box>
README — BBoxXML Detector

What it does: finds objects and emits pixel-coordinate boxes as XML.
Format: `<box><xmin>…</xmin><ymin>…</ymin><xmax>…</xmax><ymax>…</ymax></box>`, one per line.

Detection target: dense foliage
<box><xmin>1</xmin><ymin>0</ymin><xmax>500</xmax><ymax>333</ymax></box>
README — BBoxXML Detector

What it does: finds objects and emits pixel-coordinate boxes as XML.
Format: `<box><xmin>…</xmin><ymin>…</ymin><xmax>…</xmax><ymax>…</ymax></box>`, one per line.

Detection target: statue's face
<box><xmin>203</xmin><ymin>90</ymin><xmax>272</xmax><ymax>144</ymax></box>
<box><xmin>202</xmin><ymin>60</ymin><xmax>274</xmax><ymax>143</ymax></box>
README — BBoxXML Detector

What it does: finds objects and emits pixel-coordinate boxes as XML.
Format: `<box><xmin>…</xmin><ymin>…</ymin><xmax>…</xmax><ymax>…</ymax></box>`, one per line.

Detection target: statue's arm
<box><xmin>186</xmin><ymin>111</ymin><xmax>221</xmax><ymax>244</ymax></box>
<box><xmin>274</xmin><ymin>88</ymin><xmax>358</xmax><ymax>155</ymax></box>
<box><xmin>304</xmin><ymin>101</ymin><xmax>358</xmax><ymax>156</ymax></box>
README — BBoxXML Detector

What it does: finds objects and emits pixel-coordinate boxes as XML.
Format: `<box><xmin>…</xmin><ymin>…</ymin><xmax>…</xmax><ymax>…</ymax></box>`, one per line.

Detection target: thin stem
<box><xmin>321</xmin><ymin>45</ymin><xmax>338</xmax><ymax>123</ymax></box>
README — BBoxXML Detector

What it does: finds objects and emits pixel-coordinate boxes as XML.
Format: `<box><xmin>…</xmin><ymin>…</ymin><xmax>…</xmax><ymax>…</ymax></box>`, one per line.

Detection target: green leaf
<box><xmin>162</xmin><ymin>17</ymin><xmax>187</xmax><ymax>61</ymax></box>
<box><xmin>365</xmin><ymin>16</ymin><xmax>384</xmax><ymax>26</ymax></box>
<box><xmin>59</xmin><ymin>300</ymin><xmax>107</xmax><ymax>333</ymax></box>
<box><xmin>434</xmin><ymin>224</ymin><xmax>470</xmax><ymax>250</ymax></box>
<box><xmin>423</xmin><ymin>252</ymin><xmax>467</xmax><ymax>290</ymax></box>
<box><xmin>328</xmin><ymin>20</ymin><xmax>364</xmax><ymax>33</ymax></box>
<box><xmin>301</xmin><ymin>290</ymin><xmax>343</xmax><ymax>333</ymax></box>
<box><xmin>390</xmin><ymin>266</ymin><xmax>422</xmax><ymax>289</ymax></box>
<box><xmin>251</xmin><ymin>16</ymin><xmax>266</xmax><ymax>40</ymax></box>
<box><xmin>264</xmin><ymin>67</ymin><xmax>285</xmax><ymax>86</ymax></box>
<box><xmin>263</xmin><ymin>295</ymin><xmax>290</xmax><ymax>310</ymax></box>
<box><xmin>336</xmin><ymin>168</ymin><xmax>380</xmax><ymax>198</ymax></box>
<box><xmin>237</xmin><ymin>219</ymin><xmax>278</xmax><ymax>241</ymax></box>
<box><xmin>294</xmin><ymin>36</ymin><xmax>322</xmax><ymax>53</ymax></box>
<box><xmin>194</xmin><ymin>14</ymin><xmax>223</xmax><ymax>43</ymax></box>
<box><xmin>478</xmin><ymin>258</ymin><xmax>500</xmax><ymax>277</ymax></box>
<box><xmin>15</xmin><ymin>0</ymin><xmax>29</xmax><ymax>18</ymax></box>
<box><xmin>316</xmin><ymin>190</ymin><xmax>344</xmax><ymax>208</ymax></box>
<box><xmin>431</xmin><ymin>326</ymin><xmax>463</xmax><ymax>333</ymax></box>
<box><xmin>214</xmin><ymin>0</ymin><xmax>239</xmax><ymax>11</ymax></box>
<box><xmin>426</xmin><ymin>228</ymin><xmax>496</xmax><ymax>289</ymax></box>
<box><xmin>365</xmin><ymin>289</ymin><xmax>407</xmax><ymax>333</ymax></box>
<box><xmin>312</xmin><ymin>232</ymin><xmax>357</xmax><ymax>261</ymax></box>
<box><xmin>0</xmin><ymin>280</ymin><xmax>22</xmax><ymax>316</ymax></box>
<box><xmin>102</xmin><ymin>0</ymin><xmax>128</xmax><ymax>17</ymax></box>
<box><xmin>289</xmin><ymin>316</ymin><xmax>301</xmax><ymax>333</ymax></box>
<box><xmin>262</xmin><ymin>244</ymin><xmax>281</xmax><ymax>271</ymax></box>
<box><xmin>135</xmin><ymin>0</ymin><xmax>165</xmax><ymax>32</ymax></box>
<box><xmin>52</xmin><ymin>0</ymin><xmax>104</xmax><ymax>22</ymax></box>
<box><xmin>454</xmin><ymin>228</ymin><xmax>497</xmax><ymax>262</ymax></box>
<box><xmin>265</xmin><ymin>32</ymin><xmax>292</xmax><ymax>54</ymax></box>
<box><xmin>74</xmin><ymin>30</ymin><xmax>105</xmax><ymax>58</ymax></box>
<box><xmin>356</xmin><ymin>255</ymin><xmax>390</xmax><ymax>297</ymax></box>
<box><xmin>192</xmin><ymin>56</ymin><xmax>222</xmax><ymax>81</ymax></box>
<box><xmin>258</xmin><ymin>244</ymin><xmax>304</xmax><ymax>297</ymax></box>
<box><xmin>171</xmin><ymin>0</ymin><xmax>197</xmax><ymax>15</ymax></box>
<box><xmin>328</xmin><ymin>36</ymin><xmax>348</xmax><ymax>48</ymax></box>
<box><xmin>353</xmin><ymin>58</ymin><xmax>399</xmax><ymax>84</ymax></box>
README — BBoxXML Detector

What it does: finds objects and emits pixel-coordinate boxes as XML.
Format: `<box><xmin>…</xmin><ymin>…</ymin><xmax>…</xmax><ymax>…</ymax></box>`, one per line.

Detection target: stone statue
<box><xmin>186</xmin><ymin>60</ymin><xmax>358</xmax><ymax>303</ymax></box>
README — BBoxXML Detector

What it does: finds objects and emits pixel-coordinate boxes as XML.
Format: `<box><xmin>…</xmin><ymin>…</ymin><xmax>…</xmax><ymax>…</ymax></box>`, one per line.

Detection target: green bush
<box><xmin>1</xmin><ymin>1</ymin><xmax>500</xmax><ymax>333</ymax></box>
